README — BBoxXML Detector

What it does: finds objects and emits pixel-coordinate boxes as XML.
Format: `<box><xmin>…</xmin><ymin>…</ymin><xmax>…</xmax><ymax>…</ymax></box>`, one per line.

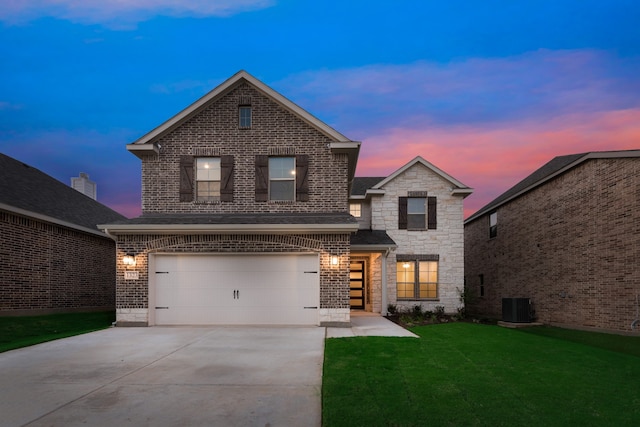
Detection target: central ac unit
<box><xmin>502</xmin><ymin>298</ymin><xmax>531</xmax><ymax>323</ymax></box>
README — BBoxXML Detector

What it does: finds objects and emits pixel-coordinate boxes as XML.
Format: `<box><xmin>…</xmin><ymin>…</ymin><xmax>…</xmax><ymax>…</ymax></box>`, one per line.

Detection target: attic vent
<box><xmin>408</xmin><ymin>191</ymin><xmax>428</xmax><ymax>197</ymax></box>
<box><xmin>238</xmin><ymin>95</ymin><xmax>252</xmax><ymax>106</ymax></box>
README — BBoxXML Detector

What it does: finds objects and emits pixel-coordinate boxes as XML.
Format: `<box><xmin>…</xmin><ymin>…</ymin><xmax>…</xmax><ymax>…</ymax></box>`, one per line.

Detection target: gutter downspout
<box><xmin>381</xmin><ymin>248</ymin><xmax>389</xmax><ymax>316</ymax></box>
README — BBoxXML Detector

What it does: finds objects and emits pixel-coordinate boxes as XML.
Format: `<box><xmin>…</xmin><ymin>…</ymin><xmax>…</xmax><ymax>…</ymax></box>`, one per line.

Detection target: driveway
<box><xmin>0</xmin><ymin>326</ymin><xmax>325</xmax><ymax>427</ymax></box>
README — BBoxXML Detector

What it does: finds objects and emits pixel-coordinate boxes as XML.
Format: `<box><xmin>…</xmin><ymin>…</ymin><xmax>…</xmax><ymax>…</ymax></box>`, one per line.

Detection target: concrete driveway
<box><xmin>0</xmin><ymin>326</ymin><xmax>325</xmax><ymax>427</ymax></box>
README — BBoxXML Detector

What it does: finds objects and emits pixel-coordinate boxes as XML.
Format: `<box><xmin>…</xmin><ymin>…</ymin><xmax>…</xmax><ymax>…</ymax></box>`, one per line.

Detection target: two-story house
<box><xmin>100</xmin><ymin>71</ymin><xmax>472</xmax><ymax>327</ymax></box>
<box><xmin>465</xmin><ymin>150</ymin><xmax>640</xmax><ymax>333</ymax></box>
<box><xmin>350</xmin><ymin>157</ymin><xmax>472</xmax><ymax>316</ymax></box>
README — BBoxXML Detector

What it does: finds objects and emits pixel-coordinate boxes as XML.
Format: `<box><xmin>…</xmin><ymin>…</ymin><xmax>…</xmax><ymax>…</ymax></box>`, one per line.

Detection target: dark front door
<box><xmin>350</xmin><ymin>261</ymin><xmax>365</xmax><ymax>310</ymax></box>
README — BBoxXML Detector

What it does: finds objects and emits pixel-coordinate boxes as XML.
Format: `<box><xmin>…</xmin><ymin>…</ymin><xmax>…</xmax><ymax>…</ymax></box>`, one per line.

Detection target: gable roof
<box><xmin>126</xmin><ymin>69</ymin><xmax>361</xmax><ymax>183</ymax></box>
<box><xmin>0</xmin><ymin>153</ymin><xmax>126</xmax><ymax>236</ymax></box>
<box><xmin>465</xmin><ymin>149</ymin><xmax>640</xmax><ymax>224</ymax></box>
<box><xmin>351</xmin><ymin>156</ymin><xmax>473</xmax><ymax>198</ymax></box>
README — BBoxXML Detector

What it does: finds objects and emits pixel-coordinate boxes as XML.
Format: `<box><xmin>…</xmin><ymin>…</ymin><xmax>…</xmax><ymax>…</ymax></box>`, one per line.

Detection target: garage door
<box><xmin>152</xmin><ymin>254</ymin><xmax>319</xmax><ymax>325</ymax></box>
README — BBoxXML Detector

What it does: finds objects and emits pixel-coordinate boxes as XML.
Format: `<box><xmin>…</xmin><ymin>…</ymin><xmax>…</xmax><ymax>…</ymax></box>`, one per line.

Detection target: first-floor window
<box><xmin>196</xmin><ymin>157</ymin><xmax>221</xmax><ymax>201</ymax></box>
<box><xmin>396</xmin><ymin>259</ymin><xmax>438</xmax><ymax>299</ymax></box>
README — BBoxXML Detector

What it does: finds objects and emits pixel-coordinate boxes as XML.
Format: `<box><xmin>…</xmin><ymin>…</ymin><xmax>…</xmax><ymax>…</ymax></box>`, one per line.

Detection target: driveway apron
<box><xmin>0</xmin><ymin>326</ymin><xmax>325</xmax><ymax>427</ymax></box>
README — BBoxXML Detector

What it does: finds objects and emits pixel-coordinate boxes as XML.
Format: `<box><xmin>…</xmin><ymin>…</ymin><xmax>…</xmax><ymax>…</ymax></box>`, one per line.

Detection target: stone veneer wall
<box><xmin>114</xmin><ymin>233</ymin><xmax>350</xmax><ymax>326</ymax></box>
<box><xmin>371</xmin><ymin>163</ymin><xmax>466</xmax><ymax>313</ymax></box>
<box><xmin>0</xmin><ymin>210</ymin><xmax>116</xmax><ymax>314</ymax></box>
<box><xmin>464</xmin><ymin>158</ymin><xmax>640</xmax><ymax>333</ymax></box>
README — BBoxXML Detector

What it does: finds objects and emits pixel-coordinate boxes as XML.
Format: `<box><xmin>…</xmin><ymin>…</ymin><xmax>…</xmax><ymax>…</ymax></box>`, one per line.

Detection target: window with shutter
<box><xmin>220</xmin><ymin>155</ymin><xmax>234</xmax><ymax>202</ymax></box>
<box><xmin>428</xmin><ymin>196</ymin><xmax>437</xmax><ymax>229</ymax></box>
<box><xmin>295</xmin><ymin>155</ymin><xmax>309</xmax><ymax>202</ymax></box>
<box><xmin>398</xmin><ymin>197</ymin><xmax>408</xmax><ymax>229</ymax></box>
<box><xmin>179</xmin><ymin>155</ymin><xmax>194</xmax><ymax>202</ymax></box>
<box><xmin>255</xmin><ymin>155</ymin><xmax>269</xmax><ymax>202</ymax></box>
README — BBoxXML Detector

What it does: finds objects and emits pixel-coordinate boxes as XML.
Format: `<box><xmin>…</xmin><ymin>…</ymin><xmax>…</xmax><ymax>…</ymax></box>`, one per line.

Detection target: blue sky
<box><xmin>1</xmin><ymin>1</ymin><xmax>639</xmax><ymax>217</ymax></box>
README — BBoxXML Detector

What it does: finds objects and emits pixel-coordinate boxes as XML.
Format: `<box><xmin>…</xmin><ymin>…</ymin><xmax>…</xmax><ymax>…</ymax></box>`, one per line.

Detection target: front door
<box><xmin>350</xmin><ymin>261</ymin><xmax>365</xmax><ymax>310</ymax></box>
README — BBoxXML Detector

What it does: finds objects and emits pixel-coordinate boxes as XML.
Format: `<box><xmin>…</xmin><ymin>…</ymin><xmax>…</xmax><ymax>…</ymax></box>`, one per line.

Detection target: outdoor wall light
<box><xmin>331</xmin><ymin>255</ymin><xmax>339</xmax><ymax>266</ymax></box>
<box><xmin>122</xmin><ymin>254</ymin><xmax>136</xmax><ymax>267</ymax></box>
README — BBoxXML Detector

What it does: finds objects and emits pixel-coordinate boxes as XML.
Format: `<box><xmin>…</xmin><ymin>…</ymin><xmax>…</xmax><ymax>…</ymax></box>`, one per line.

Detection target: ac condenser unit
<box><xmin>502</xmin><ymin>298</ymin><xmax>531</xmax><ymax>323</ymax></box>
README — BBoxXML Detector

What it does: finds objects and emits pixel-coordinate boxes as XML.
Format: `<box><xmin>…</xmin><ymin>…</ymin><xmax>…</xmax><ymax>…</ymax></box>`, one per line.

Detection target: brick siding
<box><xmin>0</xmin><ymin>211</ymin><xmax>116</xmax><ymax>313</ymax></box>
<box><xmin>464</xmin><ymin>158</ymin><xmax>640</xmax><ymax>333</ymax></box>
<box><xmin>141</xmin><ymin>82</ymin><xmax>349</xmax><ymax>214</ymax></box>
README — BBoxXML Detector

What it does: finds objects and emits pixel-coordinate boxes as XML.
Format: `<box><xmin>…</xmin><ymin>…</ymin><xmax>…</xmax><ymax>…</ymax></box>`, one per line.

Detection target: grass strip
<box><xmin>0</xmin><ymin>311</ymin><xmax>115</xmax><ymax>353</ymax></box>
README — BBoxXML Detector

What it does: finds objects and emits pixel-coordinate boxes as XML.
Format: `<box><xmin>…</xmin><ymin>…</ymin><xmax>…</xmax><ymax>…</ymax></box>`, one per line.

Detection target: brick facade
<box><xmin>465</xmin><ymin>157</ymin><xmax>640</xmax><ymax>333</ymax></box>
<box><xmin>0</xmin><ymin>211</ymin><xmax>116</xmax><ymax>314</ymax></box>
<box><xmin>141</xmin><ymin>82</ymin><xmax>349</xmax><ymax>214</ymax></box>
<box><xmin>110</xmin><ymin>74</ymin><xmax>356</xmax><ymax>326</ymax></box>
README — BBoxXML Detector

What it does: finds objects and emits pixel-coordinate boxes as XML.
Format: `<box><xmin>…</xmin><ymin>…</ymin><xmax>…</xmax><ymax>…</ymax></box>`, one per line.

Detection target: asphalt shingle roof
<box><xmin>0</xmin><ymin>153</ymin><xmax>127</xmax><ymax>230</ymax></box>
<box><xmin>107</xmin><ymin>212</ymin><xmax>357</xmax><ymax>226</ymax></box>
<box><xmin>350</xmin><ymin>230</ymin><xmax>396</xmax><ymax>247</ymax></box>
<box><xmin>465</xmin><ymin>152</ymin><xmax>598</xmax><ymax>223</ymax></box>
<box><xmin>351</xmin><ymin>177</ymin><xmax>385</xmax><ymax>196</ymax></box>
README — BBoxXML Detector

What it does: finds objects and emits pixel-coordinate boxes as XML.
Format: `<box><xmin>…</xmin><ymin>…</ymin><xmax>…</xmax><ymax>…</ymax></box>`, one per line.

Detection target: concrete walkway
<box><xmin>326</xmin><ymin>312</ymin><xmax>418</xmax><ymax>338</ymax></box>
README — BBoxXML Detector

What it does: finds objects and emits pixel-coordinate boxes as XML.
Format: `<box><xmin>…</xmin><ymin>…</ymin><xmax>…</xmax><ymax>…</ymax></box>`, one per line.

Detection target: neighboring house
<box><xmin>350</xmin><ymin>157</ymin><xmax>472</xmax><ymax>315</ymax></box>
<box><xmin>100</xmin><ymin>71</ymin><xmax>472</xmax><ymax>327</ymax></box>
<box><xmin>0</xmin><ymin>153</ymin><xmax>126</xmax><ymax>315</ymax></box>
<box><xmin>464</xmin><ymin>150</ymin><xmax>640</xmax><ymax>333</ymax></box>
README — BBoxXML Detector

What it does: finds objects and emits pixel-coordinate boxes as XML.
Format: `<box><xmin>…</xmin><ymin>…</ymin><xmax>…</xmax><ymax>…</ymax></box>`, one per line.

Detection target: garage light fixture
<box><xmin>122</xmin><ymin>253</ymin><xmax>136</xmax><ymax>267</ymax></box>
<box><xmin>331</xmin><ymin>255</ymin><xmax>339</xmax><ymax>266</ymax></box>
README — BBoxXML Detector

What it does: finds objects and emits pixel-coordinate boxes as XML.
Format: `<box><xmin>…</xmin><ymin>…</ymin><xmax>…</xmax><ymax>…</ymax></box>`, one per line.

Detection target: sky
<box><xmin>1</xmin><ymin>1</ymin><xmax>639</xmax><ymax>219</ymax></box>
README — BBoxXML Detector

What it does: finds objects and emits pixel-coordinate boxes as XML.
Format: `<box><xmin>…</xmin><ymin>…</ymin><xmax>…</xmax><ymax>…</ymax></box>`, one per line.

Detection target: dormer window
<box><xmin>350</xmin><ymin>203</ymin><xmax>362</xmax><ymax>217</ymax></box>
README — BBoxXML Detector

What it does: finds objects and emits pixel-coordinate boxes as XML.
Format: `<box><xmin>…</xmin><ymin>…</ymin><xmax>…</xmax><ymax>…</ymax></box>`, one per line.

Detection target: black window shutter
<box><xmin>179</xmin><ymin>155</ymin><xmax>194</xmax><ymax>202</ymax></box>
<box><xmin>255</xmin><ymin>155</ymin><xmax>269</xmax><ymax>202</ymax></box>
<box><xmin>428</xmin><ymin>196</ymin><xmax>437</xmax><ymax>229</ymax></box>
<box><xmin>398</xmin><ymin>197</ymin><xmax>408</xmax><ymax>229</ymax></box>
<box><xmin>220</xmin><ymin>155</ymin><xmax>234</xmax><ymax>202</ymax></box>
<box><xmin>295</xmin><ymin>154</ymin><xmax>309</xmax><ymax>202</ymax></box>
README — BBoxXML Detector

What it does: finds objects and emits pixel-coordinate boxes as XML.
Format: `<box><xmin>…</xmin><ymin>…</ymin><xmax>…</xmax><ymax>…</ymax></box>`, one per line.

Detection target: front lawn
<box><xmin>0</xmin><ymin>311</ymin><xmax>115</xmax><ymax>353</ymax></box>
<box><xmin>323</xmin><ymin>323</ymin><xmax>640</xmax><ymax>426</ymax></box>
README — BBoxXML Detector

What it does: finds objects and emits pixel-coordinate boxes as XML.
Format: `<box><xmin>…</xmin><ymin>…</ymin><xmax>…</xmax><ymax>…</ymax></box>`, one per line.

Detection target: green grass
<box><xmin>323</xmin><ymin>323</ymin><xmax>640</xmax><ymax>427</ymax></box>
<box><xmin>0</xmin><ymin>311</ymin><xmax>115</xmax><ymax>353</ymax></box>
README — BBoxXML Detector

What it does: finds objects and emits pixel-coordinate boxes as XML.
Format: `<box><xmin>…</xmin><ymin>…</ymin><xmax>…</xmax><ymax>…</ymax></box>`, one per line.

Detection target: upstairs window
<box><xmin>255</xmin><ymin>155</ymin><xmax>308</xmax><ymax>202</ymax></box>
<box><xmin>239</xmin><ymin>106</ymin><xmax>252</xmax><ymax>128</ymax></box>
<box><xmin>489</xmin><ymin>211</ymin><xmax>498</xmax><ymax>238</ymax></box>
<box><xmin>269</xmin><ymin>157</ymin><xmax>296</xmax><ymax>201</ymax></box>
<box><xmin>408</xmin><ymin>197</ymin><xmax>426</xmax><ymax>229</ymax></box>
<box><xmin>399</xmin><ymin>196</ymin><xmax>437</xmax><ymax>230</ymax></box>
<box><xmin>350</xmin><ymin>203</ymin><xmax>362</xmax><ymax>217</ymax></box>
<box><xmin>196</xmin><ymin>158</ymin><xmax>221</xmax><ymax>201</ymax></box>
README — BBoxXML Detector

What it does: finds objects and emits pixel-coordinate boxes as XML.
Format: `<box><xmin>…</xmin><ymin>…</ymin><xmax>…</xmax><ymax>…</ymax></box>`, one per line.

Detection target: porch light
<box><xmin>123</xmin><ymin>254</ymin><xmax>136</xmax><ymax>267</ymax></box>
<box><xmin>331</xmin><ymin>255</ymin><xmax>339</xmax><ymax>266</ymax></box>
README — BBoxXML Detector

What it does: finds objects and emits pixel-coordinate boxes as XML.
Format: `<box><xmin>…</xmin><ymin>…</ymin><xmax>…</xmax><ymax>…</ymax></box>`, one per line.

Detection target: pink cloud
<box><xmin>355</xmin><ymin>109</ymin><xmax>640</xmax><ymax>218</ymax></box>
<box><xmin>0</xmin><ymin>0</ymin><xmax>274</xmax><ymax>28</ymax></box>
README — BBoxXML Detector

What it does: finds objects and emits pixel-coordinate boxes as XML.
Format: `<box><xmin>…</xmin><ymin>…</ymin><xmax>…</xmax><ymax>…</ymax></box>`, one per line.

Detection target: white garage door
<box><xmin>152</xmin><ymin>254</ymin><xmax>319</xmax><ymax>325</ymax></box>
